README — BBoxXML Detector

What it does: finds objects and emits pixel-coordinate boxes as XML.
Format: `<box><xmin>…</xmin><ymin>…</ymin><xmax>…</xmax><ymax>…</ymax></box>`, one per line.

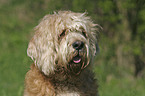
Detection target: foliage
<box><xmin>0</xmin><ymin>0</ymin><xmax>144</xmax><ymax>95</ymax></box>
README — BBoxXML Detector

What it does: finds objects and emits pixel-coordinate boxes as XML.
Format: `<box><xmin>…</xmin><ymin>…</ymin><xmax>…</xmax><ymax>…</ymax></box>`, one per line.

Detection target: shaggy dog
<box><xmin>24</xmin><ymin>11</ymin><xmax>100</xmax><ymax>96</ymax></box>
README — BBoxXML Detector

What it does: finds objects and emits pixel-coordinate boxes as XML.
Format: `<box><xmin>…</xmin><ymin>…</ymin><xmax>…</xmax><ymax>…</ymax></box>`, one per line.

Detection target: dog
<box><xmin>24</xmin><ymin>11</ymin><xmax>100</xmax><ymax>96</ymax></box>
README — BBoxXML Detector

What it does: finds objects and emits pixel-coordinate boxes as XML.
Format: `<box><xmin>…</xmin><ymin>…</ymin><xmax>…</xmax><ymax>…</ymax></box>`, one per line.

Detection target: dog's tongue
<box><xmin>73</xmin><ymin>56</ymin><xmax>81</xmax><ymax>63</ymax></box>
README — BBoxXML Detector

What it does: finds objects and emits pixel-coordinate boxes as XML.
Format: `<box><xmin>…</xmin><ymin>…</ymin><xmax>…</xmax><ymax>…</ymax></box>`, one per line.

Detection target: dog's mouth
<box><xmin>66</xmin><ymin>46</ymin><xmax>89</xmax><ymax>75</ymax></box>
<box><xmin>67</xmin><ymin>53</ymin><xmax>86</xmax><ymax>75</ymax></box>
<box><xmin>72</xmin><ymin>55</ymin><xmax>82</xmax><ymax>64</ymax></box>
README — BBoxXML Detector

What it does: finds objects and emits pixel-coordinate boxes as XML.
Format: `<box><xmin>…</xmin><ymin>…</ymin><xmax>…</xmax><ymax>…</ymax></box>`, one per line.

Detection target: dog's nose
<box><xmin>72</xmin><ymin>41</ymin><xmax>84</xmax><ymax>50</ymax></box>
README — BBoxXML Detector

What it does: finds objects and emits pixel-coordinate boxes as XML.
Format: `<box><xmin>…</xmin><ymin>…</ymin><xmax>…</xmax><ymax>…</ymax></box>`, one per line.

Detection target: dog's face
<box><xmin>27</xmin><ymin>11</ymin><xmax>99</xmax><ymax>75</ymax></box>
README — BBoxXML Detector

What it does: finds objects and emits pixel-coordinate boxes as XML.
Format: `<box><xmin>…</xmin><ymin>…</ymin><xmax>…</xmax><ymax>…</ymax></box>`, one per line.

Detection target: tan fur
<box><xmin>24</xmin><ymin>11</ymin><xmax>99</xmax><ymax>96</ymax></box>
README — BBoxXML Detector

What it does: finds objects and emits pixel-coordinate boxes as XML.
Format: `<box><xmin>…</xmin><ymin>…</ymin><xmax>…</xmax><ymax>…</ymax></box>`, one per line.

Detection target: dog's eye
<box><xmin>82</xmin><ymin>30</ymin><xmax>87</xmax><ymax>38</ymax></box>
<box><xmin>60</xmin><ymin>29</ymin><xmax>66</xmax><ymax>37</ymax></box>
<box><xmin>58</xmin><ymin>29</ymin><xmax>66</xmax><ymax>40</ymax></box>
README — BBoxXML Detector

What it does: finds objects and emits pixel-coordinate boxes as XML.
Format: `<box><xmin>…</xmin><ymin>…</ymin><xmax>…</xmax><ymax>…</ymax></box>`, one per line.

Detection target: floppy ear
<box><xmin>27</xmin><ymin>41</ymin><xmax>37</xmax><ymax>63</ymax></box>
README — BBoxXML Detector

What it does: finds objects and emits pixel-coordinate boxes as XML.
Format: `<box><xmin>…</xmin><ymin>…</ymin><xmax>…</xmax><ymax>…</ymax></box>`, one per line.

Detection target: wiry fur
<box><xmin>24</xmin><ymin>11</ymin><xmax>99</xmax><ymax>96</ymax></box>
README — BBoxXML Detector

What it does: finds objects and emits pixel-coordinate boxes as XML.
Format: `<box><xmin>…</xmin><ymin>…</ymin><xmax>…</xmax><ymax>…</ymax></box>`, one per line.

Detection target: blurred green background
<box><xmin>0</xmin><ymin>0</ymin><xmax>145</xmax><ymax>96</ymax></box>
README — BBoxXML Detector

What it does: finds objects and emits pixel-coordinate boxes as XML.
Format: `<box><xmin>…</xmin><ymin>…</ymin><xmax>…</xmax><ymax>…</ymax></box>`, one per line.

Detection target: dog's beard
<box><xmin>54</xmin><ymin>45</ymin><xmax>89</xmax><ymax>76</ymax></box>
<box><xmin>67</xmin><ymin>46</ymin><xmax>89</xmax><ymax>75</ymax></box>
<box><xmin>68</xmin><ymin>52</ymin><xmax>83</xmax><ymax>74</ymax></box>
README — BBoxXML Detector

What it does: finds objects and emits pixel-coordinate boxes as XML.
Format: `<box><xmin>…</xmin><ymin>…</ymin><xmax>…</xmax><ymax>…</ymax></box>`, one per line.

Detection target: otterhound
<box><xmin>24</xmin><ymin>11</ymin><xmax>100</xmax><ymax>96</ymax></box>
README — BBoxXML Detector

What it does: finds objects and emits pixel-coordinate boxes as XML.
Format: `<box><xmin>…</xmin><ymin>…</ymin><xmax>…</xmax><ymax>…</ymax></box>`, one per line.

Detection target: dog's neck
<box><xmin>47</xmin><ymin>69</ymin><xmax>81</xmax><ymax>83</ymax></box>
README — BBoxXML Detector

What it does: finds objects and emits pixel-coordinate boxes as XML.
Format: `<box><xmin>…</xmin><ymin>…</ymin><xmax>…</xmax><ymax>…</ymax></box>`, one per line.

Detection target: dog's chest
<box><xmin>56</xmin><ymin>92</ymin><xmax>80</xmax><ymax>96</ymax></box>
<box><xmin>55</xmin><ymin>83</ymin><xmax>81</xmax><ymax>96</ymax></box>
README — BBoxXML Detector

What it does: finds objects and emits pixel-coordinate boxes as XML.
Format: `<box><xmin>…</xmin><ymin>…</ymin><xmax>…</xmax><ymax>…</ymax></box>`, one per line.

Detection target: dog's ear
<box><xmin>95</xmin><ymin>42</ymin><xmax>100</xmax><ymax>55</ymax></box>
<box><xmin>27</xmin><ymin>40</ymin><xmax>37</xmax><ymax>63</ymax></box>
<box><xmin>94</xmin><ymin>24</ymin><xmax>102</xmax><ymax>56</ymax></box>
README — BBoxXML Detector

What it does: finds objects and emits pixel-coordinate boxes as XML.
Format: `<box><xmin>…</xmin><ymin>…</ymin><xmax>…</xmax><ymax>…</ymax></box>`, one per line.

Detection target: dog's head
<box><xmin>27</xmin><ymin>11</ymin><xmax>100</xmax><ymax>75</ymax></box>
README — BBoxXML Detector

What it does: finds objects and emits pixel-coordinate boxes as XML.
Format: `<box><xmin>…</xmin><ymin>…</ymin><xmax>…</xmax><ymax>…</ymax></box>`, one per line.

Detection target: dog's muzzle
<box><xmin>72</xmin><ymin>40</ymin><xmax>84</xmax><ymax>65</ymax></box>
<box><xmin>67</xmin><ymin>40</ymin><xmax>88</xmax><ymax>75</ymax></box>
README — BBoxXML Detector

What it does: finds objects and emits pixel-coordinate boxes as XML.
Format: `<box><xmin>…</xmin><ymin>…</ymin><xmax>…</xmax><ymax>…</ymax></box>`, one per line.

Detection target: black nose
<box><xmin>72</xmin><ymin>41</ymin><xmax>84</xmax><ymax>50</ymax></box>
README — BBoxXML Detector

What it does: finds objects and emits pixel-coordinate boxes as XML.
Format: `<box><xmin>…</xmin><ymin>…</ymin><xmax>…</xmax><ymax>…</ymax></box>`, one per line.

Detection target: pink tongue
<box><xmin>73</xmin><ymin>57</ymin><xmax>81</xmax><ymax>63</ymax></box>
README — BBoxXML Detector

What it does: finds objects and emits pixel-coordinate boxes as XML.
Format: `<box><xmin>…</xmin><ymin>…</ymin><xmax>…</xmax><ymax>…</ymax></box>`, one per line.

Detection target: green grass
<box><xmin>0</xmin><ymin>1</ymin><xmax>33</xmax><ymax>95</ymax></box>
<box><xmin>99</xmin><ymin>78</ymin><xmax>145</xmax><ymax>96</ymax></box>
<box><xmin>94</xmin><ymin>62</ymin><xmax>145</xmax><ymax>96</ymax></box>
<box><xmin>0</xmin><ymin>0</ymin><xmax>145</xmax><ymax>96</ymax></box>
